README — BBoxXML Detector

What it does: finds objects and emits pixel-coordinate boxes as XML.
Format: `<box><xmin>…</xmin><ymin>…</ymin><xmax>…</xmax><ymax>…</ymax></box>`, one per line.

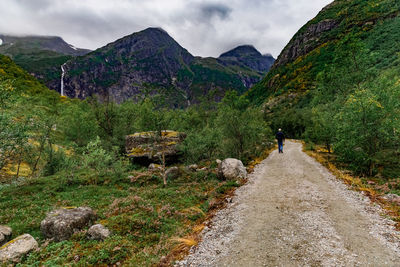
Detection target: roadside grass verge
<box><xmin>0</xmin><ymin>146</ymin><xmax>274</xmax><ymax>266</ymax></box>
<box><xmin>303</xmin><ymin>143</ymin><xmax>400</xmax><ymax>230</ymax></box>
<box><xmin>0</xmin><ymin>164</ymin><xmax>239</xmax><ymax>266</ymax></box>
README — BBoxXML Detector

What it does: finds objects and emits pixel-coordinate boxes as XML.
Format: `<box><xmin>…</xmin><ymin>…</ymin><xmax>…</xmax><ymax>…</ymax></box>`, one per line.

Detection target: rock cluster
<box><xmin>40</xmin><ymin>207</ymin><xmax>96</xmax><ymax>241</ymax></box>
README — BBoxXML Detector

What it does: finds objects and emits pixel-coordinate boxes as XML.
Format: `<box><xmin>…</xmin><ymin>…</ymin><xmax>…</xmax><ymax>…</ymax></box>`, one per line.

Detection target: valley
<box><xmin>0</xmin><ymin>0</ymin><xmax>400</xmax><ymax>266</ymax></box>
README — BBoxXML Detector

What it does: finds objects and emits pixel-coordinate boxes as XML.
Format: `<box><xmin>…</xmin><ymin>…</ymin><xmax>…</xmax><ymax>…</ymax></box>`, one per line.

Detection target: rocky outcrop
<box><xmin>218</xmin><ymin>158</ymin><xmax>247</xmax><ymax>180</ymax></box>
<box><xmin>87</xmin><ymin>224</ymin><xmax>111</xmax><ymax>241</ymax></box>
<box><xmin>0</xmin><ymin>234</ymin><xmax>38</xmax><ymax>263</ymax></box>
<box><xmin>0</xmin><ymin>226</ymin><xmax>12</xmax><ymax>246</ymax></box>
<box><xmin>40</xmin><ymin>207</ymin><xmax>96</xmax><ymax>241</ymax></box>
<box><xmin>274</xmin><ymin>19</ymin><xmax>338</xmax><ymax>67</ymax></box>
<box><xmin>126</xmin><ymin>130</ymin><xmax>186</xmax><ymax>164</ymax></box>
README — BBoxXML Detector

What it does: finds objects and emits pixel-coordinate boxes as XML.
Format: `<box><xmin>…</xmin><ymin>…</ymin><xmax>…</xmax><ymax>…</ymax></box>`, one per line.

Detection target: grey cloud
<box><xmin>199</xmin><ymin>4</ymin><xmax>232</xmax><ymax>20</ymax></box>
<box><xmin>0</xmin><ymin>0</ymin><xmax>333</xmax><ymax>57</ymax></box>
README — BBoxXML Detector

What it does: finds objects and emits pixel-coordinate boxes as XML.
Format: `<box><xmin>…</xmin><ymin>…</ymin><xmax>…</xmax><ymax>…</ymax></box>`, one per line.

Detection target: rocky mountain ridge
<box><xmin>59</xmin><ymin>28</ymin><xmax>275</xmax><ymax>105</ymax></box>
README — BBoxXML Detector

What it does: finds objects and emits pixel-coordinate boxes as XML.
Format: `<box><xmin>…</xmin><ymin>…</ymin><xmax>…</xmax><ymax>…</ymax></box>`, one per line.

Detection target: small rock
<box><xmin>149</xmin><ymin>163</ymin><xmax>162</xmax><ymax>171</ymax></box>
<box><xmin>187</xmin><ymin>164</ymin><xmax>199</xmax><ymax>171</ymax></box>
<box><xmin>216</xmin><ymin>159</ymin><xmax>222</xmax><ymax>167</ymax></box>
<box><xmin>218</xmin><ymin>158</ymin><xmax>247</xmax><ymax>180</ymax></box>
<box><xmin>87</xmin><ymin>224</ymin><xmax>111</xmax><ymax>241</ymax></box>
<box><xmin>383</xmin><ymin>193</ymin><xmax>400</xmax><ymax>205</ymax></box>
<box><xmin>74</xmin><ymin>255</ymin><xmax>80</xmax><ymax>262</ymax></box>
<box><xmin>40</xmin><ymin>207</ymin><xmax>96</xmax><ymax>241</ymax></box>
<box><xmin>196</xmin><ymin>167</ymin><xmax>208</xmax><ymax>172</ymax></box>
<box><xmin>166</xmin><ymin>167</ymin><xmax>180</xmax><ymax>179</ymax></box>
<box><xmin>0</xmin><ymin>225</ymin><xmax>12</xmax><ymax>246</ymax></box>
<box><xmin>0</xmin><ymin>234</ymin><xmax>38</xmax><ymax>263</ymax></box>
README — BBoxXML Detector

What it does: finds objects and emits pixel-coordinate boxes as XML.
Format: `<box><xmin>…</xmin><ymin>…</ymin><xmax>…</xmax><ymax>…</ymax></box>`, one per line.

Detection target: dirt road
<box><xmin>178</xmin><ymin>141</ymin><xmax>400</xmax><ymax>266</ymax></box>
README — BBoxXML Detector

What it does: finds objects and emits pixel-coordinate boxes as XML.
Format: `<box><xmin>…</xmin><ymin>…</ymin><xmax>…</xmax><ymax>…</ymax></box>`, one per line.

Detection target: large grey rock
<box><xmin>40</xmin><ymin>207</ymin><xmax>96</xmax><ymax>241</ymax></box>
<box><xmin>0</xmin><ymin>234</ymin><xmax>38</xmax><ymax>263</ymax></box>
<box><xmin>218</xmin><ymin>158</ymin><xmax>247</xmax><ymax>180</ymax></box>
<box><xmin>87</xmin><ymin>224</ymin><xmax>111</xmax><ymax>241</ymax></box>
<box><xmin>0</xmin><ymin>225</ymin><xmax>12</xmax><ymax>246</ymax></box>
<box><xmin>166</xmin><ymin>166</ymin><xmax>180</xmax><ymax>179</ymax></box>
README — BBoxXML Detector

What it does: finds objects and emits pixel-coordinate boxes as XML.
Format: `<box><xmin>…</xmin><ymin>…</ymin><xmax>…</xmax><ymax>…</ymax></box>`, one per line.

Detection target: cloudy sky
<box><xmin>0</xmin><ymin>0</ymin><xmax>332</xmax><ymax>58</ymax></box>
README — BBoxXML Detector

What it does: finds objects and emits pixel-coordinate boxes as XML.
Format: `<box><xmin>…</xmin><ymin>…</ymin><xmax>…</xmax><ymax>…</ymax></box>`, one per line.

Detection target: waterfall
<box><xmin>60</xmin><ymin>63</ymin><xmax>66</xmax><ymax>96</ymax></box>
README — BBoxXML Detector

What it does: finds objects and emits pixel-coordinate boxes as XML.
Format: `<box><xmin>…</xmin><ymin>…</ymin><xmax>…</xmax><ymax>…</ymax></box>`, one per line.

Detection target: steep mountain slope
<box><xmin>249</xmin><ymin>0</ymin><xmax>400</xmax><ymax>104</ymax></box>
<box><xmin>0</xmin><ymin>35</ymin><xmax>90</xmax><ymax>90</ymax></box>
<box><xmin>0</xmin><ymin>54</ymin><xmax>54</xmax><ymax>96</ymax></box>
<box><xmin>61</xmin><ymin>28</ymin><xmax>274</xmax><ymax>105</ymax></box>
<box><xmin>246</xmin><ymin>0</ymin><xmax>400</xmax><ymax>176</ymax></box>
<box><xmin>248</xmin><ymin>0</ymin><xmax>400</xmax><ymax>128</ymax></box>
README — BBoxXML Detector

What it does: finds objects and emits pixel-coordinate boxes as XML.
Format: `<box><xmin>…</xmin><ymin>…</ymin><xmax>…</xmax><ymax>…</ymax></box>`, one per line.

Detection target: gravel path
<box><xmin>177</xmin><ymin>141</ymin><xmax>400</xmax><ymax>266</ymax></box>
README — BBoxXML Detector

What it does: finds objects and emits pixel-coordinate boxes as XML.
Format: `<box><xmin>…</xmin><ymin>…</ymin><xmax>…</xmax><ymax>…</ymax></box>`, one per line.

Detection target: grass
<box><xmin>303</xmin><ymin>142</ymin><xmax>400</xmax><ymax>230</ymax></box>
<box><xmin>0</xmin><ymin>157</ymin><xmax>262</xmax><ymax>266</ymax></box>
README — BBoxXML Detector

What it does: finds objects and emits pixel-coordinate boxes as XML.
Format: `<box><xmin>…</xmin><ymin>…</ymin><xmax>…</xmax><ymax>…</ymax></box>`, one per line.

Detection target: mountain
<box><xmin>218</xmin><ymin>45</ymin><xmax>275</xmax><ymax>74</ymax></box>
<box><xmin>247</xmin><ymin>0</ymin><xmax>400</xmax><ymax>134</ymax></box>
<box><xmin>0</xmin><ymin>34</ymin><xmax>91</xmax><ymax>90</ymax></box>
<box><xmin>60</xmin><ymin>28</ymin><xmax>274</xmax><ymax>105</ymax></box>
<box><xmin>0</xmin><ymin>35</ymin><xmax>90</xmax><ymax>56</ymax></box>
<box><xmin>0</xmin><ymin>54</ymin><xmax>57</xmax><ymax>98</ymax></box>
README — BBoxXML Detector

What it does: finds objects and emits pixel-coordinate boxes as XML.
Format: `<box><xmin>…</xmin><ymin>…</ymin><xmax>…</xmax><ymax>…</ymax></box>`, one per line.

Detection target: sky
<box><xmin>0</xmin><ymin>0</ymin><xmax>333</xmax><ymax>58</ymax></box>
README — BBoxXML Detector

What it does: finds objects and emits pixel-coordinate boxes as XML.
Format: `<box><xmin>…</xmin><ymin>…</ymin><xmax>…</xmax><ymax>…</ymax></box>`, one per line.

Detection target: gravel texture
<box><xmin>176</xmin><ymin>141</ymin><xmax>400</xmax><ymax>266</ymax></box>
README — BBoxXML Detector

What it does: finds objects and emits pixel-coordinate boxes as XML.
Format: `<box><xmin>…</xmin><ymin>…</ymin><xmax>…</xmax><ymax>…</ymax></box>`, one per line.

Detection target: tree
<box><xmin>334</xmin><ymin>73</ymin><xmax>400</xmax><ymax>175</ymax></box>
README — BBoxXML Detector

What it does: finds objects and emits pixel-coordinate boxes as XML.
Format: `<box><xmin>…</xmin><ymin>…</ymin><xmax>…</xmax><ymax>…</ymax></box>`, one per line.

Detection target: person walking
<box><xmin>276</xmin><ymin>129</ymin><xmax>285</xmax><ymax>153</ymax></box>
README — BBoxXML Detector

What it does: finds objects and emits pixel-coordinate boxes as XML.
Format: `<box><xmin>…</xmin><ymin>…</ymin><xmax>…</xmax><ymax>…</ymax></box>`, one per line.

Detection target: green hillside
<box><xmin>247</xmin><ymin>0</ymin><xmax>400</xmax><ymax>176</ymax></box>
<box><xmin>0</xmin><ymin>54</ymin><xmax>58</xmax><ymax>96</ymax></box>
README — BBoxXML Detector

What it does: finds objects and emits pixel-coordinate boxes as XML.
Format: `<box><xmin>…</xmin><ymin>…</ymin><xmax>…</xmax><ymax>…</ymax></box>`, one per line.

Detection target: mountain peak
<box><xmin>218</xmin><ymin>45</ymin><xmax>275</xmax><ymax>73</ymax></box>
<box><xmin>141</xmin><ymin>27</ymin><xmax>169</xmax><ymax>34</ymax></box>
<box><xmin>219</xmin><ymin>45</ymin><xmax>262</xmax><ymax>58</ymax></box>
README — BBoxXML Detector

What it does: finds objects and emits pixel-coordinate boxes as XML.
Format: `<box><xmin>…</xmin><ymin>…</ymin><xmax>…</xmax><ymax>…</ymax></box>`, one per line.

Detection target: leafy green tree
<box><xmin>334</xmin><ymin>73</ymin><xmax>400</xmax><ymax>175</ymax></box>
<box><xmin>217</xmin><ymin>91</ymin><xmax>271</xmax><ymax>161</ymax></box>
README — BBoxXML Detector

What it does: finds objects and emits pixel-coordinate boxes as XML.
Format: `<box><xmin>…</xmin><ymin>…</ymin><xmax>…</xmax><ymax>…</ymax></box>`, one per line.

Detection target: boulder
<box><xmin>87</xmin><ymin>224</ymin><xmax>110</xmax><ymax>241</ymax></box>
<box><xmin>218</xmin><ymin>158</ymin><xmax>247</xmax><ymax>180</ymax></box>
<box><xmin>0</xmin><ymin>225</ymin><xmax>12</xmax><ymax>246</ymax></box>
<box><xmin>166</xmin><ymin>167</ymin><xmax>180</xmax><ymax>179</ymax></box>
<box><xmin>40</xmin><ymin>207</ymin><xmax>96</xmax><ymax>241</ymax></box>
<box><xmin>0</xmin><ymin>234</ymin><xmax>38</xmax><ymax>263</ymax></box>
<box><xmin>125</xmin><ymin>130</ymin><xmax>186</xmax><ymax>164</ymax></box>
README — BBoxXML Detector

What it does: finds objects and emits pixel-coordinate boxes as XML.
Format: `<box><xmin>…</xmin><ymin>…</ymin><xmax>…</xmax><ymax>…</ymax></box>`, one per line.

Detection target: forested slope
<box><xmin>248</xmin><ymin>0</ymin><xmax>400</xmax><ymax>176</ymax></box>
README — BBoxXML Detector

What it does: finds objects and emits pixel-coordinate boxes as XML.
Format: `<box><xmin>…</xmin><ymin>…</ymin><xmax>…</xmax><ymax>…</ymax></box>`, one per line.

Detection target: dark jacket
<box><xmin>276</xmin><ymin>131</ymin><xmax>285</xmax><ymax>143</ymax></box>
